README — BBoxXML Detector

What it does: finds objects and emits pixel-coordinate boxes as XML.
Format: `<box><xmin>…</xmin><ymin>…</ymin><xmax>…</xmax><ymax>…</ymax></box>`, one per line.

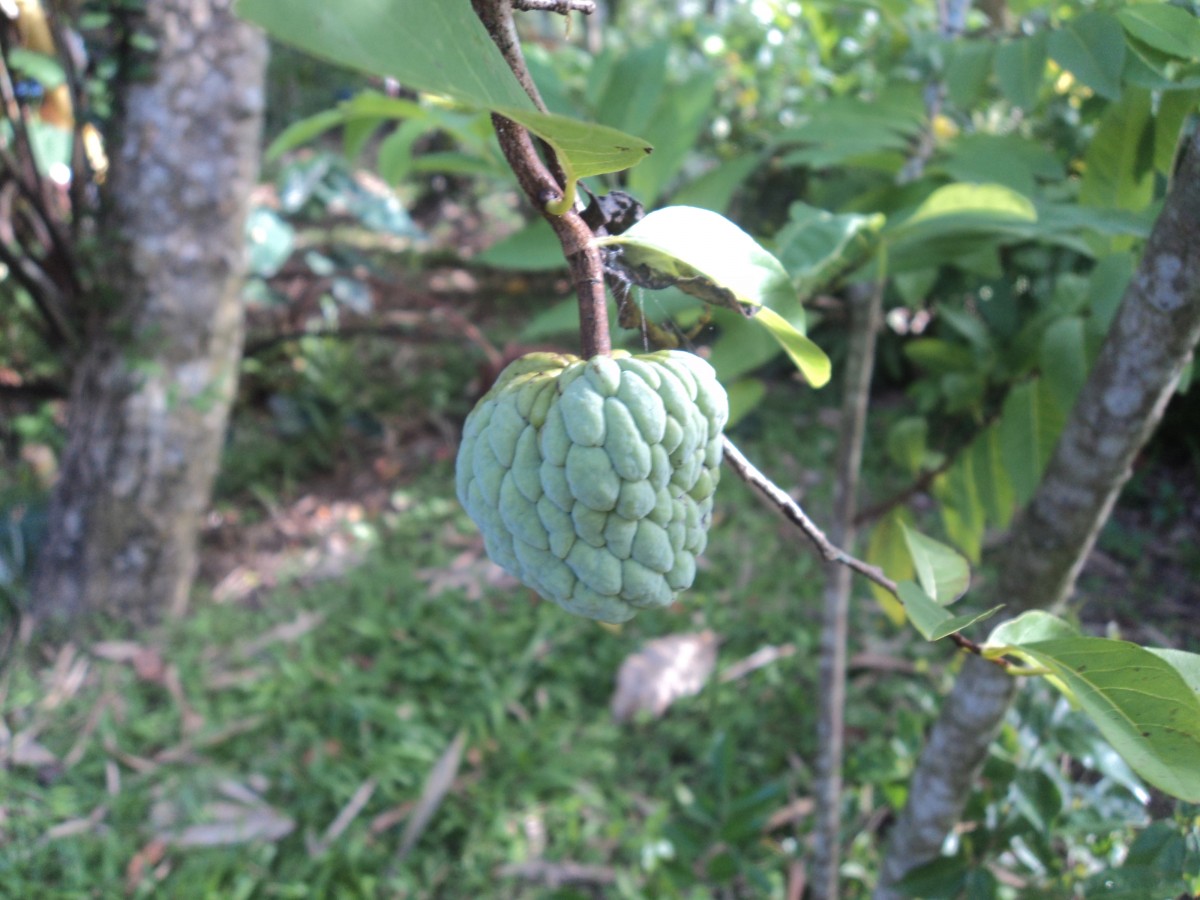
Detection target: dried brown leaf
<box><xmin>496</xmin><ymin>860</ymin><xmax>617</xmax><ymax>887</ymax></box>
<box><xmin>395</xmin><ymin>729</ymin><xmax>466</xmax><ymax>862</ymax></box>
<box><xmin>308</xmin><ymin>778</ymin><xmax>377</xmax><ymax>857</ymax></box>
<box><xmin>719</xmin><ymin>643</ymin><xmax>796</xmax><ymax>683</ymax></box>
<box><xmin>611</xmin><ymin>631</ymin><xmax>719</xmax><ymax>723</ymax></box>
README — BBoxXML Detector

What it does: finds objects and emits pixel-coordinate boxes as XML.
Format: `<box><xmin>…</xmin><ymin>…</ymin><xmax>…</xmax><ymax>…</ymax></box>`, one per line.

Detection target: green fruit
<box><xmin>456</xmin><ymin>350</ymin><xmax>727</xmax><ymax>623</ymax></box>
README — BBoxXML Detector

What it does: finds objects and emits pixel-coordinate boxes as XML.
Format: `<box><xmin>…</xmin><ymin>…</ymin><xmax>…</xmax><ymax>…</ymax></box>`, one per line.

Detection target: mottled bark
<box><xmin>32</xmin><ymin>0</ymin><xmax>266</xmax><ymax>626</ymax></box>
<box><xmin>875</xmin><ymin>128</ymin><xmax>1200</xmax><ymax>898</ymax></box>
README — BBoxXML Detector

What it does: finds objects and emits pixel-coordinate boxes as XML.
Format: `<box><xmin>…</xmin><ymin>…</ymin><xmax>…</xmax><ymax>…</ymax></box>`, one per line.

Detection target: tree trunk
<box><xmin>32</xmin><ymin>0</ymin><xmax>267</xmax><ymax>627</ymax></box>
<box><xmin>812</xmin><ymin>282</ymin><xmax>882</xmax><ymax>900</ymax></box>
<box><xmin>875</xmin><ymin>127</ymin><xmax>1200</xmax><ymax>898</ymax></box>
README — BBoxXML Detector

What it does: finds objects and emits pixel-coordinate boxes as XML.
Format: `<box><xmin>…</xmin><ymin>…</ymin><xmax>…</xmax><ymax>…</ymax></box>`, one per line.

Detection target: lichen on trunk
<box><xmin>32</xmin><ymin>0</ymin><xmax>267</xmax><ymax>626</ymax></box>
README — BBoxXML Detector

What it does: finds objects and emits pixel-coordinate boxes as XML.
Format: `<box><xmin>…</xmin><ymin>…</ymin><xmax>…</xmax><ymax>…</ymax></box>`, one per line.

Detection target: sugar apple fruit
<box><xmin>456</xmin><ymin>349</ymin><xmax>728</xmax><ymax>623</ymax></box>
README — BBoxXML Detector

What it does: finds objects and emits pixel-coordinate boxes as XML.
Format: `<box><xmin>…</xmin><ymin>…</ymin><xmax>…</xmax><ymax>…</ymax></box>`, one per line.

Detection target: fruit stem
<box><xmin>474</xmin><ymin>0</ymin><xmax>611</xmax><ymax>359</ymax></box>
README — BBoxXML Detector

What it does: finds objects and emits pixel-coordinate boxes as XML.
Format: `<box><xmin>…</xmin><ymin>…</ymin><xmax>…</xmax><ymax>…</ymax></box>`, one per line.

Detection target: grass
<box><xmin>2</xmin><ymin>377</ymin><xmax>1196</xmax><ymax>898</ymax></box>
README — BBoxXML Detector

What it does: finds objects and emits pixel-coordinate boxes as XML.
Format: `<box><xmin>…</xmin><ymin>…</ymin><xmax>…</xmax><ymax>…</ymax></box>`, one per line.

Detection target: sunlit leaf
<box><xmin>998</xmin><ymin>637</ymin><xmax>1200</xmax><ymax>802</ymax></box>
<box><xmin>865</xmin><ymin>511</ymin><xmax>915</xmax><ymax>626</ymax></box>
<box><xmin>237</xmin><ymin>0</ymin><xmax>651</xmax><ymax>191</ymax></box>
<box><xmin>753</xmin><ymin>308</ymin><xmax>832</xmax><ymax>388</ymax></box>
<box><xmin>597</xmin><ymin>207</ymin><xmax>831</xmax><ymax>386</ymax></box>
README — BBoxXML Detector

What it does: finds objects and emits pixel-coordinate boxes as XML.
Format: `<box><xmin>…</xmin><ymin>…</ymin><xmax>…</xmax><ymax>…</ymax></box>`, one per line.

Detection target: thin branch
<box><xmin>854</xmin><ymin>456</ymin><xmax>953</xmax><ymax>526</ymax></box>
<box><xmin>474</xmin><ymin>1</ymin><xmax>611</xmax><ymax>359</ymax></box>
<box><xmin>812</xmin><ymin>280</ymin><xmax>882</xmax><ymax>900</ymax></box>
<box><xmin>472</xmin><ymin>0</ymin><xmax>548</xmax><ymax>112</ymax></box>
<box><xmin>722</xmin><ymin>436</ymin><xmax>993</xmax><ymax>661</ymax></box>
<box><xmin>513</xmin><ymin>0</ymin><xmax>597</xmax><ymax>13</ymax></box>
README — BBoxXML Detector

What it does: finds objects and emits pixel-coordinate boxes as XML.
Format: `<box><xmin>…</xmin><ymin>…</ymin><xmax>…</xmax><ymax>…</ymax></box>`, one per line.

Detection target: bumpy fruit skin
<box><xmin>456</xmin><ymin>350</ymin><xmax>728</xmax><ymax>623</ymax></box>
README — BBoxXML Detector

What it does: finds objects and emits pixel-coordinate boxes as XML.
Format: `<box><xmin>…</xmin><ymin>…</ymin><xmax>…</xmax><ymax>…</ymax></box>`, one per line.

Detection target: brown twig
<box><xmin>721</xmin><ymin>436</ymin><xmax>994</xmax><ymax>662</ymax></box>
<box><xmin>473</xmin><ymin>1</ymin><xmax>611</xmax><ymax>359</ymax></box>
<box><xmin>513</xmin><ymin>0</ymin><xmax>597</xmax><ymax>13</ymax></box>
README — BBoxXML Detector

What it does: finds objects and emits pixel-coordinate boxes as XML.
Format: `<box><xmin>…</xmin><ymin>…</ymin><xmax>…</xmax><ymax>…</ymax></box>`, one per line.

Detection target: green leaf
<box><xmin>898</xmin><ymin>581</ymin><xmax>1001</xmax><ymax>641</ymax></box>
<box><xmin>1040</xmin><ymin>316</ymin><xmax>1087</xmax><ymax>415</ymax></box>
<box><xmin>865</xmin><ymin>511</ymin><xmax>915</xmax><ymax>626</ymax></box>
<box><xmin>671</xmin><ymin>154</ymin><xmax>762</xmax><ymax>213</ymax></box>
<box><xmin>970</xmin><ymin>425</ymin><xmax>1016</xmax><ymax>530</ymax></box>
<box><xmin>1117</xmin><ymin>5</ymin><xmax>1200</xmax><ymax>61</ymax></box>
<box><xmin>1154</xmin><ymin>89</ymin><xmax>1200</xmax><ymax>176</ymax></box>
<box><xmin>596</xmin><ymin>206</ymin><xmax>793</xmax><ymax>313</ymax></box>
<box><xmin>997</xmin><ymin>386</ymin><xmax>1039</xmax><ymax>500</ymax></box>
<box><xmin>936</xmin><ymin>133</ymin><xmax>1064</xmax><ymax>197</ymax></box>
<box><xmin>884</xmin><ymin>183</ymin><xmax>1038</xmax><ymax>269</ymax></box>
<box><xmin>886</xmin><ymin>417</ymin><xmax>928</xmax><ymax>477</ymax></box>
<box><xmin>900</xmin><ymin>524</ymin><xmax>970</xmax><ymax>605</ymax></box>
<box><xmin>7</xmin><ymin>48</ymin><xmax>66</xmax><ymax>89</ymax></box>
<box><xmin>1003</xmin><ymin>638</ymin><xmax>1200</xmax><ymax>802</ymax></box>
<box><xmin>1080</xmin><ymin>88</ymin><xmax>1155</xmax><ymax>212</ymax></box>
<box><xmin>935</xmin><ymin>451</ymin><xmax>985</xmax><ymax>563</ymax></box>
<box><xmin>754</xmin><ymin>307</ymin><xmax>832</xmax><ymax>388</ymax></box>
<box><xmin>237</xmin><ymin>0</ymin><xmax>535</xmax><ymax>113</ymax></box>
<box><xmin>994</xmin><ymin>33</ymin><xmax>1048</xmax><ymax>109</ymax></box>
<box><xmin>475</xmin><ymin>219</ymin><xmax>565</xmax><ymax>272</ymax></box>
<box><xmin>237</xmin><ymin>0</ymin><xmax>651</xmax><ymax>193</ymax></box>
<box><xmin>945</xmin><ymin>39</ymin><xmax>995</xmax><ymax>108</ymax></box>
<box><xmin>1048</xmin><ymin>12</ymin><xmax>1127</xmax><ymax>101</ymax></box>
<box><xmin>724</xmin><ymin>378</ymin><xmax>766</xmax><ymax>428</ymax></box>
<box><xmin>775</xmin><ymin>203</ymin><xmax>885</xmax><ymax>298</ymax></box>
<box><xmin>985</xmin><ymin>610</ymin><xmax>1079</xmax><ymax>649</ymax></box>
<box><xmin>1148</xmin><ymin>648</ymin><xmax>1200</xmax><ymax>697</ymax></box>
<box><xmin>627</xmin><ymin>71</ymin><xmax>718</xmax><ymax>206</ymax></box>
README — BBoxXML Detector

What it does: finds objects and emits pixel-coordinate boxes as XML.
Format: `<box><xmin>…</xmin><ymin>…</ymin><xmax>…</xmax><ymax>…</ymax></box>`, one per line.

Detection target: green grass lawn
<box><xmin>2</xmin><ymin>387</ymin><xmax>1194</xmax><ymax>898</ymax></box>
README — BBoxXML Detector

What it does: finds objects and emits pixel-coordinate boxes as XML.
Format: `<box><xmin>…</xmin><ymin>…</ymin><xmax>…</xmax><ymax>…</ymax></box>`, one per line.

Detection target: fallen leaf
<box><xmin>611</xmin><ymin>631</ymin><xmax>719</xmax><ymax>723</ymax></box>
<box><xmin>495</xmin><ymin>860</ymin><xmax>617</xmax><ymax>887</ymax></box>
<box><xmin>307</xmin><ymin>778</ymin><xmax>377</xmax><ymax>857</ymax></box>
<box><xmin>416</xmin><ymin>549</ymin><xmax>519</xmax><ymax>601</ymax></box>
<box><xmin>168</xmin><ymin>801</ymin><xmax>294</xmax><ymax>847</ymax></box>
<box><xmin>395</xmin><ymin>729</ymin><xmax>466</xmax><ymax>862</ymax></box>
<box><xmin>719</xmin><ymin>643</ymin><xmax>796</xmax><ymax>683</ymax></box>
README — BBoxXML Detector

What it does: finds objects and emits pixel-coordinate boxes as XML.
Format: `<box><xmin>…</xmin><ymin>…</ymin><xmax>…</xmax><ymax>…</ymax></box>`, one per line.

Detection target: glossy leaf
<box><xmin>753</xmin><ymin>308</ymin><xmax>832</xmax><ymax>388</ymax></box>
<box><xmin>985</xmin><ymin>610</ymin><xmax>1078</xmax><ymax>649</ymax></box>
<box><xmin>596</xmin><ymin>207</ymin><xmax>831</xmax><ymax>387</ymax></box>
<box><xmin>1149</xmin><ymin>648</ymin><xmax>1200</xmax><ymax>696</ymax></box>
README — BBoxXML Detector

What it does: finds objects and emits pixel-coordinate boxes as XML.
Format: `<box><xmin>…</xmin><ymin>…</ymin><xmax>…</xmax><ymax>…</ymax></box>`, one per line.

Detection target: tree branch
<box><xmin>812</xmin><ymin>280</ymin><xmax>882</xmax><ymax>900</ymax></box>
<box><xmin>722</xmin><ymin>435</ymin><xmax>992</xmax><ymax>661</ymax></box>
<box><xmin>875</xmin><ymin>124</ymin><xmax>1200</xmax><ymax>899</ymax></box>
<box><xmin>513</xmin><ymin>0</ymin><xmax>596</xmax><ymax>14</ymax></box>
<box><xmin>474</xmin><ymin>0</ymin><xmax>611</xmax><ymax>359</ymax></box>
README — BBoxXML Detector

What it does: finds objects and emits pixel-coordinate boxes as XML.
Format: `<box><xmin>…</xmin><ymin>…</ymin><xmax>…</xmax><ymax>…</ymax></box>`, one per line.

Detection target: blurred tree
<box><xmin>31</xmin><ymin>0</ymin><xmax>267</xmax><ymax>626</ymax></box>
